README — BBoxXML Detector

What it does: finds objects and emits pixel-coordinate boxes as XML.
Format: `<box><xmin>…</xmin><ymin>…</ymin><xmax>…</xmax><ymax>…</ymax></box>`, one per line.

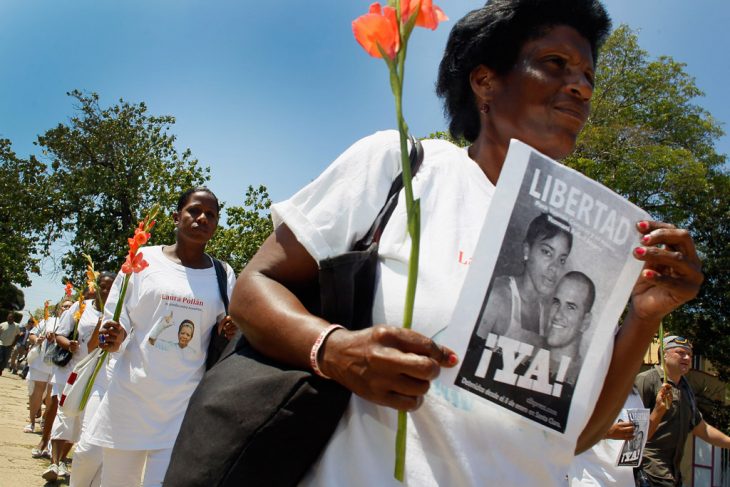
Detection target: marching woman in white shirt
<box><xmin>86</xmin><ymin>187</ymin><xmax>236</xmax><ymax>487</ymax></box>
<box><xmin>26</xmin><ymin>299</ymin><xmax>72</xmax><ymax>458</ymax></box>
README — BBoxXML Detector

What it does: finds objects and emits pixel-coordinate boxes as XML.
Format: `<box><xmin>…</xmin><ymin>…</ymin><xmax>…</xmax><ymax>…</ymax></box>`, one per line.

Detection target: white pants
<box><xmin>69</xmin><ymin>438</ymin><xmax>101</xmax><ymax>487</ymax></box>
<box><xmin>51</xmin><ymin>406</ymin><xmax>81</xmax><ymax>442</ymax></box>
<box><xmin>70</xmin><ymin>389</ymin><xmax>105</xmax><ymax>487</ymax></box>
<box><xmin>101</xmin><ymin>447</ymin><xmax>172</xmax><ymax>487</ymax></box>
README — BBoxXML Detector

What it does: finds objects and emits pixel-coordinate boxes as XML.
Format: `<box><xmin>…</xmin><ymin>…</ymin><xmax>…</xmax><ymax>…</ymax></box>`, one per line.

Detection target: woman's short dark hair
<box><xmin>177</xmin><ymin>187</ymin><xmax>220</xmax><ymax>213</ymax></box>
<box><xmin>436</xmin><ymin>0</ymin><xmax>611</xmax><ymax>142</ymax></box>
<box><xmin>524</xmin><ymin>212</ymin><xmax>573</xmax><ymax>253</ymax></box>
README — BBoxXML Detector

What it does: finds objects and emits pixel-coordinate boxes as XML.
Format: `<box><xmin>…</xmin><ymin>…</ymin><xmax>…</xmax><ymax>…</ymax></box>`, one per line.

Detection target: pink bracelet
<box><xmin>310</xmin><ymin>324</ymin><xmax>344</xmax><ymax>379</ymax></box>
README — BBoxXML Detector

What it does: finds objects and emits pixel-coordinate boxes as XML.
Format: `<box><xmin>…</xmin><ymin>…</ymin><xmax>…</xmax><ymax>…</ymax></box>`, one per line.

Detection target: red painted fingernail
<box><xmin>447</xmin><ymin>353</ymin><xmax>459</xmax><ymax>366</ymax></box>
<box><xmin>644</xmin><ymin>269</ymin><xmax>656</xmax><ymax>279</ymax></box>
<box><xmin>642</xmin><ymin>235</ymin><xmax>651</xmax><ymax>244</ymax></box>
<box><xmin>635</xmin><ymin>247</ymin><xmax>646</xmax><ymax>256</ymax></box>
<box><xmin>638</xmin><ymin>221</ymin><xmax>649</xmax><ymax>231</ymax></box>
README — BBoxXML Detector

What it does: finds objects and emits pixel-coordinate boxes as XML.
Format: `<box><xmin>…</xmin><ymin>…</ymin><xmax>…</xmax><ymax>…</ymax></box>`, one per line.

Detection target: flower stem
<box><xmin>391</xmin><ymin>21</ymin><xmax>420</xmax><ymax>482</ymax></box>
<box><xmin>79</xmin><ymin>350</ymin><xmax>108</xmax><ymax>411</ymax></box>
<box><xmin>658</xmin><ymin>321</ymin><xmax>671</xmax><ymax>408</ymax></box>
<box><xmin>79</xmin><ymin>273</ymin><xmax>130</xmax><ymax>412</ymax></box>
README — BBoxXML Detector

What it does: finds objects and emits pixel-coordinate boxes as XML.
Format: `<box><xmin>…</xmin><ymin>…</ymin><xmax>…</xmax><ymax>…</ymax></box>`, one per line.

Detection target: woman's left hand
<box><xmin>217</xmin><ymin>315</ymin><xmax>236</xmax><ymax>340</ymax></box>
<box><xmin>69</xmin><ymin>340</ymin><xmax>79</xmax><ymax>353</ymax></box>
<box><xmin>630</xmin><ymin>221</ymin><xmax>703</xmax><ymax>322</ymax></box>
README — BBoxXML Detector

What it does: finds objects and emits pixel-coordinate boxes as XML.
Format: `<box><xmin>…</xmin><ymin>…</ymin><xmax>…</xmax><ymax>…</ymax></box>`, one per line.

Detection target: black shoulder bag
<box><xmin>165</xmin><ymin>137</ymin><xmax>424</xmax><ymax>487</ymax></box>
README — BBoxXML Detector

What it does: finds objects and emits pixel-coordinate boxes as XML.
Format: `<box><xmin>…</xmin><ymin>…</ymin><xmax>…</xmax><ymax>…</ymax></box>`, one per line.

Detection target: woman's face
<box><xmin>486</xmin><ymin>25</ymin><xmax>594</xmax><ymax>160</ymax></box>
<box><xmin>524</xmin><ymin>232</ymin><xmax>571</xmax><ymax>296</ymax></box>
<box><xmin>174</xmin><ymin>191</ymin><xmax>219</xmax><ymax>245</ymax></box>
<box><xmin>98</xmin><ymin>276</ymin><xmax>115</xmax><ymax>304</ymax></box>
<box><xmin>57</xmin><ymin>300</ymin><xmax>73</xmax><ymax>316</ymax></box>
<box><xmin>178</xmin><ymin>325</ymin><xmax>193</xmax><ymax>348</ymax></box>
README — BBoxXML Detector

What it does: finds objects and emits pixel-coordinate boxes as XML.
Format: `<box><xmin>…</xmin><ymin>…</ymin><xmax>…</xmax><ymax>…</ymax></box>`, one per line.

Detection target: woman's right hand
<box><xmin>320</xmin><ymin>325</ymin><xmax>458</xmax><ymax>411</ymax></box>
<box><xmin>604</xmin><ymin>420</ymin><xmax>635</xmax><ymax>440</ymax></box>
<box><xmin>99</xmin><ymin>320</ymin><xmax>127</xmax><ymax>353</ymax></box>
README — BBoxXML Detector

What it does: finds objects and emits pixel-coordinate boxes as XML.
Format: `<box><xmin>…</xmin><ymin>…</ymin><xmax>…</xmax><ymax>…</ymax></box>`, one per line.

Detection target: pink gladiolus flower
<box><xmin>121</xmin><ymin>251</ymin><xmax>149</xmax><ymax>274</ymax></box>
<box><xmin>402</xmin><ymin>0</ymin><xmax>448</xmax><ymax>30</ymax></box>
<box><xmin>352</xmin><ymin>3</ymin><xmax>400</xmax><ymax>59</ymax></box>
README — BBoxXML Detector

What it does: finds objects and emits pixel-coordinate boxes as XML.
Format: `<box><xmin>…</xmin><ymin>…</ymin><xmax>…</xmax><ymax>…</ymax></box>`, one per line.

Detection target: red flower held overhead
<box><xmin>352</xmin><ymin>3</ymin><xmax>399</xmax><ymax>59</ymax></box>
<box><xmin>402</xmin><ymin>0</ymin><xmax>448</xmax><ymax>30</ymax></box>
<box><xmin>64</xmin><ymin>282</ymin><xmax>73</xmax><ymax>297</ymax></box>
<box><xmin>121</xmin><ymin>251</ymin><xmax>149</xmax><ymax>275</ymax></box>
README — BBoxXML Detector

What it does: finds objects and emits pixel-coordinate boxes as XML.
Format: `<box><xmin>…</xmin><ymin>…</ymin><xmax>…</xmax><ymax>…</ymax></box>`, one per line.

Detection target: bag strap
<box><xmin>352</xmin><ymin>135</ymin><xmax>424</xmax><ymax>251</ymax></box>
<box><xmin>206</xmin><ymin>256</ymin><xmax>232</xmax><ymax>370</ymax></box>
<box><xmin>210</xmin><ymin>256</ymin><xmax>229</xmax><ymax>314</ymax></box>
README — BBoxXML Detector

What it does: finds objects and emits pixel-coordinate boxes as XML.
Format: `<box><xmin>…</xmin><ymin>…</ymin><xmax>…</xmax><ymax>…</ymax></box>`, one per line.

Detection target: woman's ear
<box><xmin>469</xmin><ymin>65</ymin><xmax>497</xmax><ymax>104</ymax></box>
<box><xmin>172</xmin><ymin>211</ymin><xmax>180</xmax><ymax>226</ymax></box>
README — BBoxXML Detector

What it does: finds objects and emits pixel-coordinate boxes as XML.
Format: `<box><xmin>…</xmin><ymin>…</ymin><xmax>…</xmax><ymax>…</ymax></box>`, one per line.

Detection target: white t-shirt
<box><xmin>569</xmin><ymin>390</ymin><xmax>646</xmax><ymax>486</ymax></box>
<box><xmin>29</xmin><ymin>317</ymin><xmax>59</xmax><ymax>375</ymax></box>
<box><xmin>51</xmin><ymin>300</ymin><xmax>101</xmax><ymax>387</ymax></box>
<box><xmin>86</xmin><ymin>246</ymin><xmax>235</xmax><ymax>450</ymax></box>
<box><xmin>273</xmin><ymin>131</ymin><xmax>613</xmax><ymax>486</ymax></box>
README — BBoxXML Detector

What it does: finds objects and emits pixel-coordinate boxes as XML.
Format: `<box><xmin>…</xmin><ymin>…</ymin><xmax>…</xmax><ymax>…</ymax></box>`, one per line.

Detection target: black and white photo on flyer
<box><xmin>441</xmin><ymin>139</ymin><xmax>649</xmax><ymax>435</ymax></box>
<box><xmin>616</xmin><ymin>408</ymin><xmax>650</xmax><ymax>467</ymax></box>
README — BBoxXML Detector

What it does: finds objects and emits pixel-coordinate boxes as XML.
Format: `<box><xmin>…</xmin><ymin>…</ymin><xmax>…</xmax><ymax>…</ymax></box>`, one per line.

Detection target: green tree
<box><xmin>207</xmin><ymin>185</ymin><xmax>273</xmax><ymax>274</ymax></box>
<box><xmin>566</xmin><ymin>26</ymin><xmax>729</xmax><ymax>379</ymax></box>
<box><xmin>0</xmin><ymin>139</ymin><xmax>51</xmax><ymax>307</ymax></box>
<box><xmin>37</xmin><ymin>90</ymin><xmax>210</xmax><ymax>284</ymax></box>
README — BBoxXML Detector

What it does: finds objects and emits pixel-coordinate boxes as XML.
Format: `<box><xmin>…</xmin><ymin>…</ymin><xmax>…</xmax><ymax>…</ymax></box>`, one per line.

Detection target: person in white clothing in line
<box><xmin>87</xmin><ymin>187</ymin><xmax>237</xmax><ymax>487</ymax></box>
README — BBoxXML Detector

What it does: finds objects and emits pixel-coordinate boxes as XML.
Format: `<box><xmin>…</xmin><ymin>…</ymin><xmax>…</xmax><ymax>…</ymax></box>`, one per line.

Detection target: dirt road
<box><xmin>0</xmin><ymin>371</ymin><xmax>69</xmax><ymax>486</ymax></box>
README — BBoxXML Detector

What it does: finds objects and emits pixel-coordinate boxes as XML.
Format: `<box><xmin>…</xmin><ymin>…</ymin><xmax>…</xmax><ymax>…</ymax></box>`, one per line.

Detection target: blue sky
<box><xmin>2</xmin><ymin>0</ymin><xmax>729</xmax><ymax>315</ymax></box>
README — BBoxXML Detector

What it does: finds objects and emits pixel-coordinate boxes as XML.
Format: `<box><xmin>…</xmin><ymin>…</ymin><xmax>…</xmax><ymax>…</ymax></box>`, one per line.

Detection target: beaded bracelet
<box><xmin>310</xmin><ymin>324</ymin><xmax>344</xmax><ymax>379</ymax></box>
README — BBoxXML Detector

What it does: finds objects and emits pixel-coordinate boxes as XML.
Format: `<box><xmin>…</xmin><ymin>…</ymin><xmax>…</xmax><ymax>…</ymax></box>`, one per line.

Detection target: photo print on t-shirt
<box><xmin>147</xmin><ymin>294</ymin><xmax>205</xmax><ymax>354</ymax></box>
<box><xmin>453</xmin><ymin>149</ymin><xmax>644</xmax><ymax>433</ymax></box>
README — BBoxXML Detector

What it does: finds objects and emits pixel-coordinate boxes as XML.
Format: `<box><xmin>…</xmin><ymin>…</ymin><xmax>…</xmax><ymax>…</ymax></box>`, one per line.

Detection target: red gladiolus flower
<box><xmin>65</xmin><ymin>282</ymin><xmax>73</xmax><ymax>297</ymax></box>
<box><xmin>352</xmin><ymin>3</ymin><xmax>399</xmax><ymax>59</ymax></box>
<box><xmin>402</xmin><ymin>0</ymin><xmax>448</xmax><ymax>30</ymax></box>
<box><xmin>133</xmin><ymin>228</ymin><xmax>150</xmax><ymax>246</ymax></box>
<box><xmin>121</xmin><ymin>251</ymin><xmax>149</xmax><ymax>274</ymax></box>
<box><xmin>128</xmin><ymin>238</ymin><xmax>140</xmax><ymax>255</ymax></box>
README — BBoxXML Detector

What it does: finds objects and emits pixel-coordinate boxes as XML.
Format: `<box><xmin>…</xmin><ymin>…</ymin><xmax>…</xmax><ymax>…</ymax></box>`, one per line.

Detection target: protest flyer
<box><xmin>440</xmin><ymin>139</ymin><xmax>649</xmax><ymax>435</ymax></box>
<box><xmin>616</xmin><ymin>408</ymin><xmax>650</xmax><ymax>467</ymax></box>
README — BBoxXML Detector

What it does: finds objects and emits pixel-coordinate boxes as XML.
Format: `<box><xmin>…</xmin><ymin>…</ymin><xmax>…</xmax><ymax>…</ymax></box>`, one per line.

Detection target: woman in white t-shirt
<box><xmin>230</xmin><ymin>1</ymin><xmax>703</xmax><ymax>485</ymax></box>
<box><xmin>86</xmin><ymin>188</ymin><xmax>237</xmax><ymax>487</ymax></box>
<box><xmin>41</xmin><ymin>272</ymin><xmax>115</xmax><ymax>484</ymax></box>
<box><xmin>26</xmin><ymin>299</ymin><xmax>72</xmax><ymax>458</ymax></box>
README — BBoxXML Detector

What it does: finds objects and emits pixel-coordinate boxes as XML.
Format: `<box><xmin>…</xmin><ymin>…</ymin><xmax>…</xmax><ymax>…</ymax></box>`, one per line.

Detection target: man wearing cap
<box><xmin>635</xmin><ymin>336</ymin><xmax>730</xmax><ymax>486</ymax></box>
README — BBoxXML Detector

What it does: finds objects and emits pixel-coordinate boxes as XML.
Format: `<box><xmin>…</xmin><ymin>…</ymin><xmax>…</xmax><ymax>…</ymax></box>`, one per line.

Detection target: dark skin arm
<box><xmin>604</xmin><ymin>384</ymin><xmax>671</xmax><ymax>441</ymax></box>
<box><xmin>229</xmin><ymin>223</ymin><xmax>456</xmax><ymax>411</ymax></box>
<box><xmin>54</xmin><ymin>334</ymin><xmax>79</xmax><ymax>353</ymax></box>
<box><xmin>87</xmin><ymin>317</ymin><xmax>102</xmax><ymax>353</ymax></box>
<box><xmin>576</xmin><ymin>221</ymin><xmax>703</xmax><ymax>453</ymax></box>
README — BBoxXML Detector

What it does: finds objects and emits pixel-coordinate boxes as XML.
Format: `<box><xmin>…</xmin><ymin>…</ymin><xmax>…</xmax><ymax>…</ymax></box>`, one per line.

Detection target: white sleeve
<box><xmin>271</xmin><ymin>130</ymin><xmax>403</xmax><ymax>261</ymax></box>
<box><xmin>56</xmin><ymin>302</ymin><xmax>79</xmax><ymax>336</ymax></box>
<box><xmin>103</xmin><ymin>271</ymin><xmax>135</xmax><ymax>334</ymax></box>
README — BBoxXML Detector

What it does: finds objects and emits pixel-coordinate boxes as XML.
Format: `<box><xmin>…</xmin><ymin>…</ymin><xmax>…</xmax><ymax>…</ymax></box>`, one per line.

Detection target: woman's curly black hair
<box><xmin>436</xmin><ymin>0</ymin><xmax>611</xmax><ymax>142</ymax></box>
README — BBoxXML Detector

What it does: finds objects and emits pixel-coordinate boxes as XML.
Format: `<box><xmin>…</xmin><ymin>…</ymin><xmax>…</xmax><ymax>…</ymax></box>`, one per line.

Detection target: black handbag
<box><xmin>50</xmin><ymin>338</ymin><xmax>74</xmax><ymax>367</ymax></box>
<box><xmin>164</xmin><ymin>137</ymin><xmax>424</xmax><ymax>487</ymax></box>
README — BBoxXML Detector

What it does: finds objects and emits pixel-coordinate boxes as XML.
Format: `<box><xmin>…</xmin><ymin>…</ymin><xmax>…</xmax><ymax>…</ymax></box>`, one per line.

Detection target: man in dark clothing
<box><xmin>635</xmin><ymin>336</ymin><xmax>730</xmax><ymax>486</ymax></box>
